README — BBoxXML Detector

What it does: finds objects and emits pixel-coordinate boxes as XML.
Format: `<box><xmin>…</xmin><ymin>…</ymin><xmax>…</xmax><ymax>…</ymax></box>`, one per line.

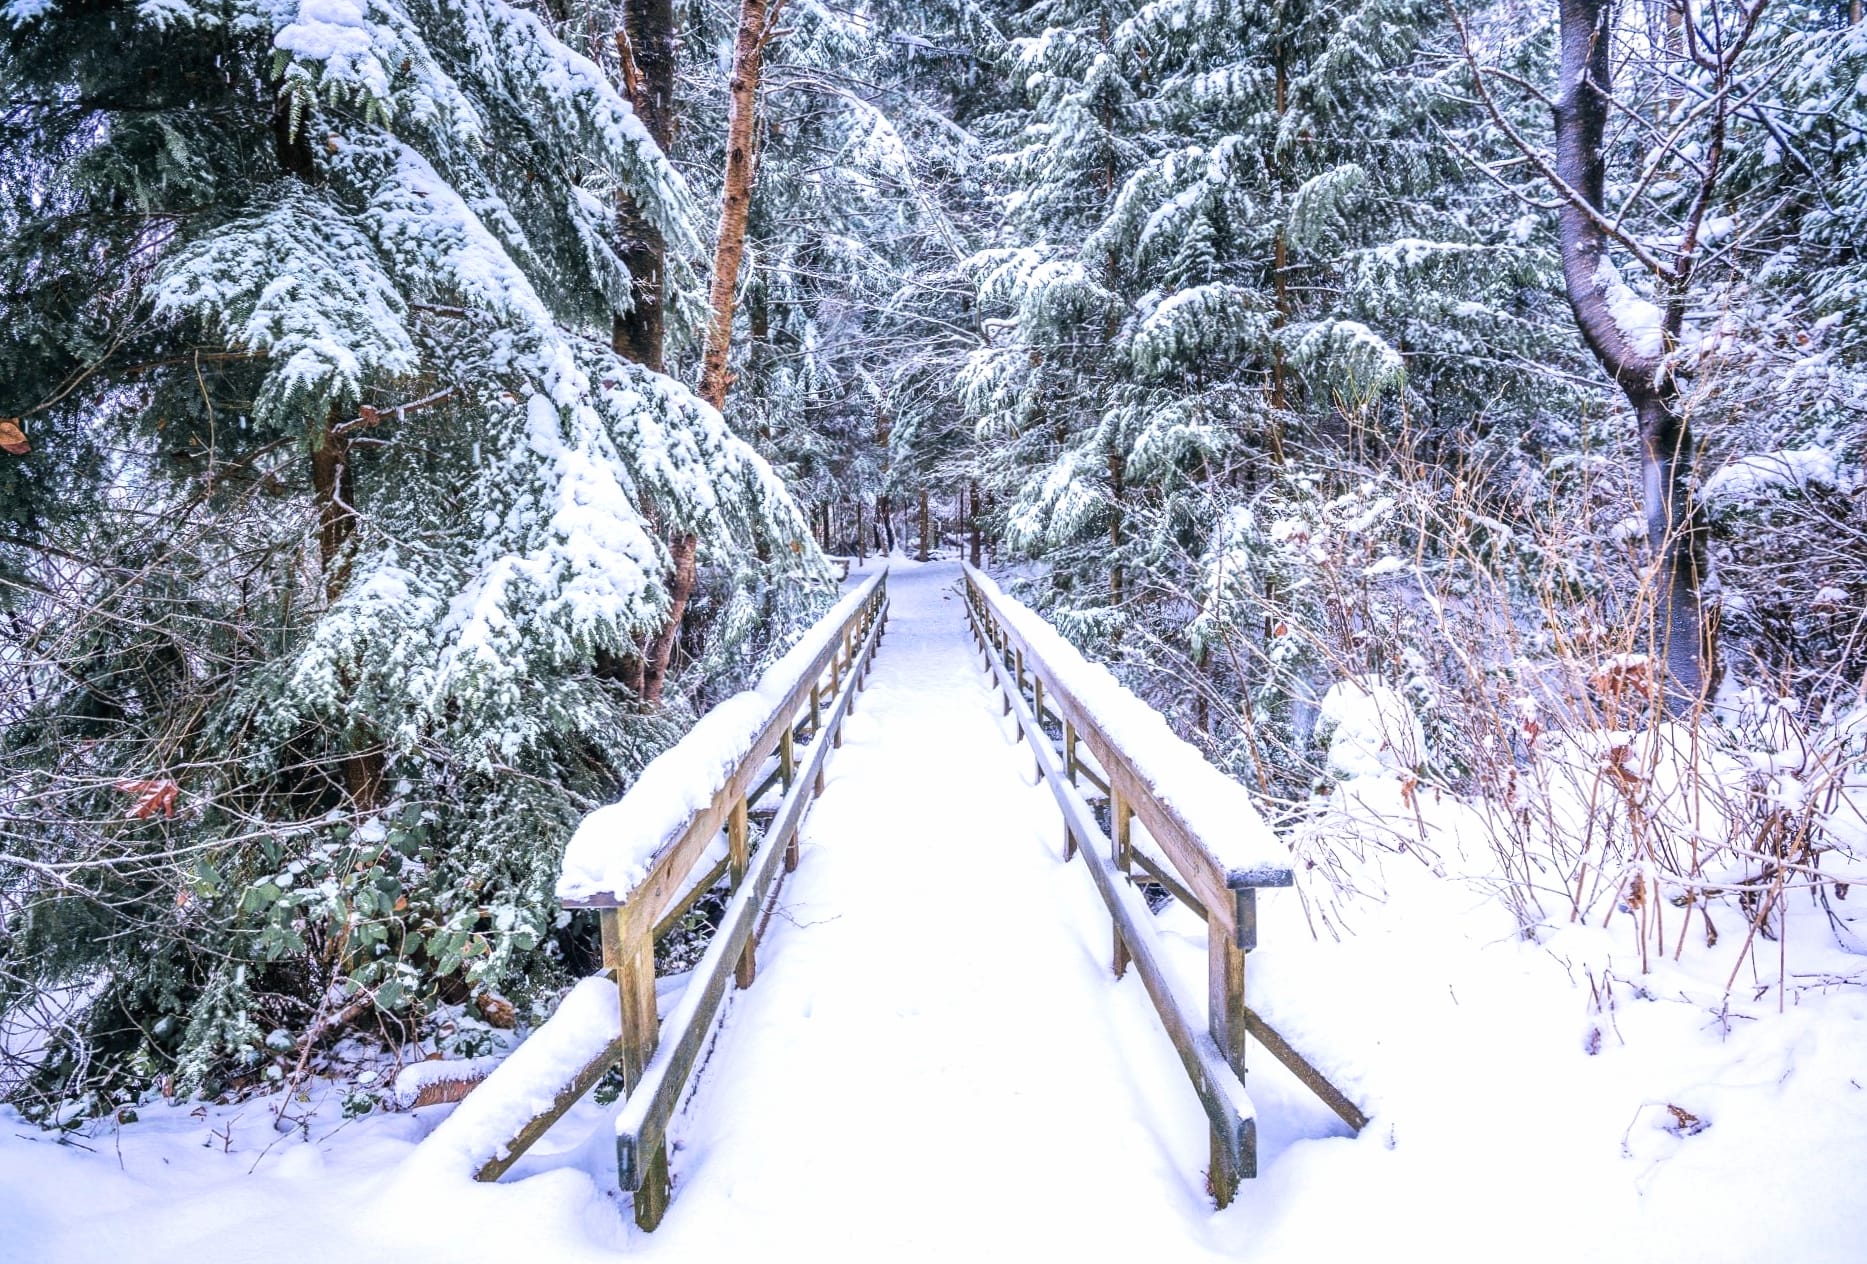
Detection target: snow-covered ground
<box><xmin>3</xmin><ymin>558</ymin><xmax>1863</xmax><ymax>1262</ymax></box>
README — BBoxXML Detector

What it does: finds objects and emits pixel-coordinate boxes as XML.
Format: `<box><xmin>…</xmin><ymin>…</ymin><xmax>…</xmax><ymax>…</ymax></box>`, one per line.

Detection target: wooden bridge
<box><xmin>409</xmin><ymin>560</ymin><xmax>1364</xmax><ymax>1241</ymax></box>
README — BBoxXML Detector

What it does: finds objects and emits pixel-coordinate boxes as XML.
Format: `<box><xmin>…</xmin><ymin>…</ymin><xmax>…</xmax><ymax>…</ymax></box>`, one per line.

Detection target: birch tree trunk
<box><xmin>1553</xmin><ymin>0</ymin><xmax>1717</xmax><ymax>708</ymax></box>
<box><xmin>697</xmin><ymin>0</ymin><xmax>777</xmax><ymax>410</ymax></box>
<box><xmin>643</xmin><ymin>0</ymin><xmax>781</xmax><ymax>702</ymax></box>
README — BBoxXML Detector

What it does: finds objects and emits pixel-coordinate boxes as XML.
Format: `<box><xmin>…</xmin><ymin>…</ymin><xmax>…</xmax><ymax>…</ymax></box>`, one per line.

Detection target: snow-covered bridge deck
<box><xmin>409</xmin><ymin>558</ymin><xmax>1348</xmax><ymax>1253</ymax></box>
<box><xmin>600</xmin><ymin>559</ymin><xmax>1241</xmax><ymax>1255</ymax></box>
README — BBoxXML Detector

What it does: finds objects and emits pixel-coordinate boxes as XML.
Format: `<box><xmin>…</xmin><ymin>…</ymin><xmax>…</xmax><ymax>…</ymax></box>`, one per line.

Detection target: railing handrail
<box><xmin>961</xmin><ymin>564</ymin><xmax>1294</xmax><ymax>931</ymax></box>
<box><xmin>431</xmin><ymin>570</ymin><xmax>889</xmax><ymax>1232</ymax></box>
<box><xmin>558</xmin><ymin>568</ymin><xmax>888</xmax><ymax>910</ymax></box>
<box><xmin>961</xmin><ymin>565</ymin><xmax>1357</xmax><ymax>1206</ymax></box>
<box><xmin>611</xmin><ymin>577</ymin><xmax>888</xmax><ymax>1222</ymax></box>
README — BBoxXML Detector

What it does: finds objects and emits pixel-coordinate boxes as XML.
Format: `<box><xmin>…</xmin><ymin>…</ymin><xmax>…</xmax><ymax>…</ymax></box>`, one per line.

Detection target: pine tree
<box><xmin>961</xmin><ymin>0</ymin><xmax>1581</xmax><ymax>764</ymax></box>
<box><xmin>0</xmin><ymin>0</ymin><xmax>817</xmax><ymax>1113</ymax></box>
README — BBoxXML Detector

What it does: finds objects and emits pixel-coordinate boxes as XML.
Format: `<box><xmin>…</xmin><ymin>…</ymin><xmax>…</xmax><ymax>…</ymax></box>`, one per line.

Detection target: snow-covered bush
<box><xmin>1191</xmin><ymin>453</ymin><xmax>1867</xmax><ymax>983</ymax></box>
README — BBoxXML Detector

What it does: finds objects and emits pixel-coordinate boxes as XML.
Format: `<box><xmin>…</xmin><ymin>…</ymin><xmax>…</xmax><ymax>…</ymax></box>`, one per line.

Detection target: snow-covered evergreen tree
<box><xmin>960</xmin><ymin>0</ymin><xmax>1586</xmax><ymax>772</ymax></box>
<box><xmin>0</xmin><ymin>0</ymin><xmax>819</xmax><ymax>1112</ymax></box>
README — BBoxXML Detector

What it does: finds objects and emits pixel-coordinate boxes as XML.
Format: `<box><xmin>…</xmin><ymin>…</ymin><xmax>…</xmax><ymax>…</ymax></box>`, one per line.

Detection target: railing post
<box><xmin>729</xmin><ymin>797</ymin><xmax>755</xmax><ymax>988</ymax></box>
<box><xmin>963</xmin><ymin>567</ymin><xmax>1316</xmax><ymax>1207</ymax></box>
<box><xmin>602</xmin><ymin>905</ymin><xmax>669</xmax><ymax>1229</ymax></box>
<box><xmin>780</xmin><ymin>728</ymin><xmax>799</xmax><ymax>872</ymax></box>
<box><xmin>810</xmin><ymin>682</ymin><xmax>821</xmax><ymax>734</ymax></box>
<box><xmin>1208</xmin><ymin>908</ymin><xmax>1247</xmax><ymax>1205</ymax></box>
<box><xmin>1111</xmin><ymin>792</ymin><xmax>1131</xmax><ymax>977</ymax></box>
<box><xmin>1032</xmin><ymin>676</ymin><xmax>1051</xmax><ymax>791</ymax></box>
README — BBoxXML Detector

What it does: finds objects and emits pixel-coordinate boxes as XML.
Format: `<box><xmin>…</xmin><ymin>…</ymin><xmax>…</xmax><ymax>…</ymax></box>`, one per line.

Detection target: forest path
<box><xmin>624</xmin><ymin>559</ymin><xmax>1226</xmax><ymax>1258</ymax></box>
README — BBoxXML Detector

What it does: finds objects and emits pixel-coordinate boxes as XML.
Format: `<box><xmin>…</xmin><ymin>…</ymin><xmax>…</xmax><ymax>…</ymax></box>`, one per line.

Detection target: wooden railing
<box><xmin>433</xmin><ymin>569</ymin><xmax>888</xmax><ymax>1231</ymax></box>
<box><xmin>961</xmin><ymin>564</ymin><xmax>1365</xmax><ymax>1205</ymax></box>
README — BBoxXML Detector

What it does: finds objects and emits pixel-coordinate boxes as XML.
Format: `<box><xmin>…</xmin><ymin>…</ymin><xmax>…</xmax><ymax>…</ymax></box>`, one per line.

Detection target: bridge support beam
<box><xmin>780</xmin><ymin>730</ymin><xmax>799</xmax><ymax>871</ymax></box>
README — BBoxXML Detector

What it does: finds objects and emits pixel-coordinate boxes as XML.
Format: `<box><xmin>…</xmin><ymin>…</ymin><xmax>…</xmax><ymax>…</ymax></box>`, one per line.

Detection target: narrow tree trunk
<box><xmin>697</xmin><ymin>0</ymin><xmax>777</xmax><ymax>409</ymax></box>
<box><xmin>642</xmin><ymin>533</ymin><xmax>697</xmax><ymax>703</ymax></box>
<box><xmin>917</xmin><ymin>489</ymin><xmax>930</xmax><ymax>562</ymax></box>
<box><xmin>855</xmin><ymin>501</ymin><xmax>866</xmax><ymax>565</ymax></box>
<box><xmin>613</xmin><ymin>0</ymin><xmax>676</xmax><ymax>702</ymax></box>
<box><xmin>1268</xmin><ymin>46</ymin><xmax>1290</xmax><ymax>465</ymax></box>
<box><xmin>969</xmin><ymin>480</ymin><xmax>982</xmax><ymax>567</ymax></box>
<box><xmin>309</xmin><ymin>408</ymin><xmax>384</xmax><ymax>805</ymax></box>
<box><xmin>1553</xmin><ymin>0</ymin><xmax>1716</xmax><ymax>708</ymax></box>
<box><xmin>1108</xmin><ymin>451</ymin><xmax>1125</xmax><ymax>610</ymax></box>
<box><xmin>310</xmin><ymin>408</ymin><xmax>357</xmax><ymax>604</ymax></box>
<box><xmin>644</xmin><ymin>0</ymin><xmax>781</xmax><ymax>704</ymax></box>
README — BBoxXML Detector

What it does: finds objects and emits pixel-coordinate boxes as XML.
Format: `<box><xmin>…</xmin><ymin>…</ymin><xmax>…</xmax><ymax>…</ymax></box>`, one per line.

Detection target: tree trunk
<box><xmin>917</xmin><ymin>489</ymin><xmax>930</xmax><ymax>562</ymax></box>
<box><xmin>697</xmin><ymin>0</ymin><xmax>777</xmax><ymax>410</ymax></box>
<box><xmin>969</xmin><ymin>480</ymin><xmax>982</xmax><ymax>568</ymax></box>
<box><xmin>611</xmin><ymin>1</ymin><xmax>676</xmax><ymax>701</ymax></box>
<box><xmin>644</xmin><ymin>0</ymin><xmax>781</xmax><ymax>704</ymax></box>
<box><xmin>1554</xmin><ymin>0</ymin><xmax>1716</xmax><ymax>708</ymax></box>
<box><xmin>1108</xmin><ymin>451</ymin><xmax>1124</xmax><ymax>610</ymax></box>
<box><xmin>612</xmin><ymin>0</ymin><xmax>677</xmax><ymax>373</ymax></box>
<box><xmin>309</xmin><ymin>407</ymin><xmax>384</xmax><ymax>805</ymax></box>
<box><xmin>310</xmin><ymin>408</ymin><xmax>357</xmax><ymax>604</ymax></box>
<box><xmin>1268</xmin><ymin>45</ymin><xmax>1290</xmax><ymax>465</ymax></box>
<box><xmin>641</xmin><ymin>532</ymin><xmax>696</xmax><ymax>703</ymax></box>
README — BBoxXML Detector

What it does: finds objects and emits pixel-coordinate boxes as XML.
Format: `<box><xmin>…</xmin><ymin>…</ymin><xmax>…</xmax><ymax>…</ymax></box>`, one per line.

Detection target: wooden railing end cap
<box><xmin>1225</xmin><ymin>865</ymin><xmax>1295</xmax><ymax>890</ymax></box>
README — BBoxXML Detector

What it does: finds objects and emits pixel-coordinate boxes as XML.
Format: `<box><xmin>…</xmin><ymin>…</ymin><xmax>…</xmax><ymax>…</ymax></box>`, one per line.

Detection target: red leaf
<box><xmin>116</xmin><ymin>779</ymin><xmax>179</xmax><ymax>819</ymax></box>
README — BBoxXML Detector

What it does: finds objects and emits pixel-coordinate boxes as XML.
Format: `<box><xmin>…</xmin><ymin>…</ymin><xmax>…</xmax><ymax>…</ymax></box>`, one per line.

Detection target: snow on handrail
<box><xmin>962</xmin><ymin>566</ymin><xmax>1357</xmax><ymax>1206</ymax></box>
<box><xmin>962</xmin><ymin>565</ymin><xmax>1293</xmax><ymax>903</ymax></box>
<box><xmin>431</xmin><ymin>568</ymin><xmax>889</xmax><ymax>1233</ymax></box>
<box><xmin>558</xmin><ymin>569</ymin><xmax>886</xmax><ymax>906</ymax></box>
